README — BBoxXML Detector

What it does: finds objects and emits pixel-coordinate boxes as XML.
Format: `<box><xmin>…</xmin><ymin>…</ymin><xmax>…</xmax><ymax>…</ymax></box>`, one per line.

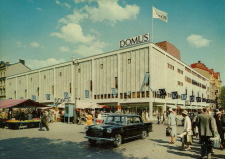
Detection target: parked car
<box><xmin>95</xmin><ymin>113</ymin><xmax>115</xmax><ymax>124</ymax></box>
<box><xmin>85</xmin><ymin>114</ymin><xmax>153</xmax><ymax>147</ymax></box>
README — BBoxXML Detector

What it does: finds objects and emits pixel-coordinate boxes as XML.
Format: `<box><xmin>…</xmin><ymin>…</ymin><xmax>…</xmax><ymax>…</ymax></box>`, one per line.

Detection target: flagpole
<box><xmin>152</xmin><ymin>6</ymin><xmax>154</xmax><ymax>43</ymax></box>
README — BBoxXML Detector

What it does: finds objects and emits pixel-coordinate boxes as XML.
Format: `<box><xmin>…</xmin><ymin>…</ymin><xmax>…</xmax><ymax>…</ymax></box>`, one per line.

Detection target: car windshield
<box><xmin>105</xmin><ymin>116</ymin><xmax>126</xmax><ymax>125</ymax></box>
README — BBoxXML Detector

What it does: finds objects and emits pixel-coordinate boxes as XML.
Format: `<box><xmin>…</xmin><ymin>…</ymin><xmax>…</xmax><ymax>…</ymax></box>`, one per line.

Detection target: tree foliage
<box><xmin>219</xmin><ymin>86</ymin><xmax>225</xmax><ymax>109</ymax></box>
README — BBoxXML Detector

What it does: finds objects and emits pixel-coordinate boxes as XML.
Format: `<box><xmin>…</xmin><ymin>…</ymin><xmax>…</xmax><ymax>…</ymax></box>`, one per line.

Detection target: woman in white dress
<box><xmin>179</xmin><ymin>110</ymin><xmax>192</xmax><ymax>151</ymax></box>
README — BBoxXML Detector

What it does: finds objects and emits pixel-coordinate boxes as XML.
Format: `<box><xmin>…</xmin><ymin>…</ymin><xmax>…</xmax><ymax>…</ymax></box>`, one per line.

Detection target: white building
<box><xmin>6</xmin><ymin>39</ymin><xmax>215</xmax><ymax>119</ymax></box>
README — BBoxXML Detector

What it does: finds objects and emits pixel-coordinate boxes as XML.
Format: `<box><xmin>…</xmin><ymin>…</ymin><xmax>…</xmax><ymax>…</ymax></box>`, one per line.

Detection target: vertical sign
<box><xmin>111</xmin><ymin>88</ymin><xmax>117</xmax><ymax>96</ymax></box>
<box><xmin>32</xmin><ymin>95</ymin><xmax>36</xmax><ymax>101</ymax></box>
<box><xmin>64</xmin><ymin>92</ymin><xmax>68</xmax><ymax>99</ymax></box>
<box><xmin>181</xmin><ymin>94</ymin><xmax>187</xmax><ymax>100</ymax></box>
<box><xmin>46</xmin><ymin>94</ymin><xmax>50</xmax><ymax>100</ymax></box>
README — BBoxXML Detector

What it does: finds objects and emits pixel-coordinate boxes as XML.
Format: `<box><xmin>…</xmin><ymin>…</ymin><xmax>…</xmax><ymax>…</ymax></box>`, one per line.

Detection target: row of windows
<box><xmin>167</xmin><ymin>63</ymin><xmax>174</xmax><ymax>70</ymax></box>
<box><xmin>178</xmin><ymin>81</ymin><xmax>183</xmax><ymax>86</ymax></box>
<box><xmin>177</xmin><ymin>69</ymin><xmax>183</xmax><ymax>74</ymax></box>
<box><xmin>94</xmin><ymin>91</ymin><xmax>150</xmax><ymax>99</ymax></box>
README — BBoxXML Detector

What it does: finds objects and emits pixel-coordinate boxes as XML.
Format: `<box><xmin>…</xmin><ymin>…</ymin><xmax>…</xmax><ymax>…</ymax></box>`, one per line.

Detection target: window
<box><xmin>178</xmin><ymin>81</ymin><xmax>183</xmax><ymax>86</ymax></box>
<box><xmin>69</xmin><ymin>83</ymin><xmax>71</xmax><ymax>93</ymax></box>
<box><xmin>167</xmin><ymin>63</ymin><xmax>174</xmax><ymax>70</ymax></box>
<box><xmin>177</xmin><ymin>69</ymin><xmax>183</xmax><ymax>74</ymax></box>
<box><xmin>100</xmin><ymin>64</ymin><xmax>103</xmax><ymax>69</ymax></box>
<box><xmin>185</xmin><ymin>76</ymin><xmax>191</xmax><ymax>83</ymax></box>
<box><xmin>30</xmin><ymin>78</ymin><xmax>32</xmax><ymax>82</ymax></box>
<box><xmin>59</xmin><ymin>72</ymin><xmax>62</xmax><ymax>76</ymax></box>
<box><xmin>78</xmin><ymin>68</ymin><xmax>81</xmax><ymax>73</ymax></box>
<box><xmin>44</xmin><ymin>75</ymin><xmax>46</xmax><ymax>79</ymax></box>
<box><xmin>128</xmin><ymin>59</ymin><xmax>131</xmax><ymax>64</ymax></box>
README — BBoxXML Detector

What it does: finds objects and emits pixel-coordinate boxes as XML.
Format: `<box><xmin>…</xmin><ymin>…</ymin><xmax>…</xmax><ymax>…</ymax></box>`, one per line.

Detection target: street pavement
<box><xmin>0</xmin><ymin>120</ymin><xmax>224</xmax><ymax>159</ymax></box>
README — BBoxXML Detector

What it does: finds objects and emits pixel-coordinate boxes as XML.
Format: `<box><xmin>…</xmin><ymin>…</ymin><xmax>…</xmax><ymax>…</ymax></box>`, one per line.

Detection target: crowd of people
<box><xmin>167</xmin><ymin>107</ymin><xmax>225</xmax><ymax>159</ymax></box>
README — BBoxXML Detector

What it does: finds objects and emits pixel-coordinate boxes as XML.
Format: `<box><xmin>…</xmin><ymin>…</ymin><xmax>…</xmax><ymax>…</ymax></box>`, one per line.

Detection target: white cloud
<box><xmin>84</xmin><ymin>0</ymin><xmax>140</xmax><ymax>25</ymax></box>
<box><xmin>50</xmin><ymin>23</ymin><xmax>95</xmax><ymax>44</ymax></box>
<box><xmin>59</xmin><ymin>46</ymin><xmax>71</xmax><ymax>52</ymax></box>
<box><xmin>30</xmin><ymin>42</ymin><xmax>44</xmax><ymax>48</ymax></box>
<box><xmin>58</xmin><ymin>10</ymin><xmax>88</xmax><ymax>24</ymax></box>
<box><xmin>37</xmin><ymin>8</ymin><xmax>42</xmax><ymax>11</ymax></box>
<box><xmin>55</xmin><ymin>0</ymin><xmax>61</xmax><ymax>5</ymax></box>
<box><xmin>26</xmin><ymin>58</ymin><xmax>66</xmax><ymax>70</ymax></box>
<box><xmin>16</xmin><ymin>41</ymin><xmax>26</xmax><ymax>48</ymax></box>
<box><xmin>74</xmin><ymin>0</ymin><xmax>86</xmax><ymax>3</ymax></box>
<box><xmin>187</xmin><ymin>34</ymin><xmax>211</xmax><ymax>48</ymax></box>
<box><xmin>65</xmin><ymin>3</ymin><xmax>71</xmax><ymax>8</ymax></box>
<box><xmin>73</xmin><ymin>41</ymin><xmax>106</xmax><ymax>57</ymax></box>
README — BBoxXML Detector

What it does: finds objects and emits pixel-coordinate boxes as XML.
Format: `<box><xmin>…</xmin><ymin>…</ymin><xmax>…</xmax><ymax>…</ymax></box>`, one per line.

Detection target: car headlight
<box><xmin>85</xmin><ymin>126</ymin><xmax>89</xmax><ymax>131</ymax></box>
<box><xmin>107</xmin><ymin>128</ymin><xmax>112</xmax><ymax>133</ymax></box>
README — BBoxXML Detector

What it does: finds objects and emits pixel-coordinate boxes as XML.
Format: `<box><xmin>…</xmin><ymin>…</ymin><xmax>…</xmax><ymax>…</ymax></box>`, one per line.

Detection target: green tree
<box><xmin>219</xmin><ymin>86</ymin><xmax>225</xmax><ymax>109</ymax></box>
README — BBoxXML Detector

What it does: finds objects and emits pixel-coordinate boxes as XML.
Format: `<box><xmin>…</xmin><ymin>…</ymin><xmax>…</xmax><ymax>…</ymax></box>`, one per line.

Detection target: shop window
<box><xmin>137</xmin><ymin>92</ymin><xmax>140</xmax><ymax>98</ymax></box>
<box><xmin>146</xmin><ymin>91</ymin><xmax>149</xmax><ymax>97</ymax></box>
<box><xmin>120</xmin><ymin>93</ymin><xmax>123</xmax><ymax>99</ymax></box>
<box><xmin>132</xmin><ymin>92</ymin><xmax>136</xmax><ymax>98</ymax></box>
<box><xmin>141</xmin><ymin>91</ymin><xmax>145</xmax><ymax>98</ymax></box>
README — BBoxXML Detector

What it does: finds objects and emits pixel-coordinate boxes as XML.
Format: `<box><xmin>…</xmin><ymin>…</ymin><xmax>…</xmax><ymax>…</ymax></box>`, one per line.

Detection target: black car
<box><xmin>84</xmin><ymin>114</ymin><xmax>153</xmax><ymax>147</ymax></box>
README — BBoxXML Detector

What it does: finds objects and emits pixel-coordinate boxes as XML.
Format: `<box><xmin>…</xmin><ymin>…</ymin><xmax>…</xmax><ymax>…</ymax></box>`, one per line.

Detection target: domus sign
<box><xmin>120</xmin><ymin>33</ymin><xmax>150</xmax><ymax>48</ymax></box>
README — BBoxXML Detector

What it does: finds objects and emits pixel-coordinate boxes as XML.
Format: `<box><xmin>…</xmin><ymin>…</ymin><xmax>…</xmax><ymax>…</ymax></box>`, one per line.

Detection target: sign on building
<box><xmin>119</xmin><ymin>33</ymin><xmax>150</xmax><ymax>48</ymax></box>
<box><xmin>85</xmin><ymin>90</ymin><xmax>89</xmax><ymax>98</ymax></box>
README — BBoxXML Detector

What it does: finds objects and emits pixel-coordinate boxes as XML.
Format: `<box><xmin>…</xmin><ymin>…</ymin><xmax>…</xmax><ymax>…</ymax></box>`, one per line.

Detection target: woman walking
<box><xmin>215</xmin><ymin>111</ymin><xmax>224</xmax><ymax>150</ymax></box>
<box><xmin>178</xmin><ymin>110</ymin><xmax>192</xmax><ymax>151</ymax></box>
<box><xmin>167</xmin><ymin>108</ymin><xmax>177</xmax><ymax>144</ymax></box>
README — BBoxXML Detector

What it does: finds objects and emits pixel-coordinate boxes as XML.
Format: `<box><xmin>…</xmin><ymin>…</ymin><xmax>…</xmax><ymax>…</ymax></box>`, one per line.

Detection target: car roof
<box><xmin>107</xmin><ymin>114</ymin><xmax>140</xmax><ymax>117</ymax></box>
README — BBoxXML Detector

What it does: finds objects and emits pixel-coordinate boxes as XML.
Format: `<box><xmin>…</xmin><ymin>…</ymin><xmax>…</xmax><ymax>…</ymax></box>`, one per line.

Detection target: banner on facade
<box><xmin>171</xmin><ymin>92</ymin><xmax>178</xmax><ymax>99</ymax></box>
<box><xmin>181</xmin><ymin>94</ymin><xmax>187</xmax><ymax>100</ymax></box>
<box><xmin>64</xmin><ymin>92</ymin><xmax>69</xmax><ymax>99</ymax></box>
<box><xmin>144</xmin><ymin>72</ymin><xmax>149</xmax><ymax>86</ymax></box>
<box><xmin>159</xmin><ymin>89</ymin><xmax>167</xmax><ymax>96</ymax></box>
<box><xmin>46</xmin><ymin>94</ymin><xmax>50</xmax><ymax>100</ymax></box>
<box><xmin>202</xmin><ymin>98</ymin><xmax>206</xmax><ymax>102</ymax></box>
<box><xmin>32</xmin><ymin>95</ymin><xmax>36</xmax><ymax>101</ymax></box>
<box><xmin>85</xmin><ymin>90</ymin><xmax>89</xmax><ymax>98</ymax></box>
<box><xmin>196</xmin><ymin>97</ymin><xmax>201</xmax><ymax>102</ymax></box>
<box><xmin>190</xmin><ymin>96</ymin><xmax>195</xmax><ymax>102</ymax></box>
<box><xmin>111</xmin><ymin>88</ymin><xmax>117</xmax><ymax>96</ymax></box>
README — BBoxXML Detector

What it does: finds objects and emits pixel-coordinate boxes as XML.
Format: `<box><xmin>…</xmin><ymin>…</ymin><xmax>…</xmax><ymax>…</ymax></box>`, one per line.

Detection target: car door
<box><xmin>123</xmin><ymin>116</ymin><xmax>136</xmax><ymax>139</ymax></box>
<box><xmin>132</xmin><ymin>116</ymin><xmax>143</xmax><ymax>136</ymax></box>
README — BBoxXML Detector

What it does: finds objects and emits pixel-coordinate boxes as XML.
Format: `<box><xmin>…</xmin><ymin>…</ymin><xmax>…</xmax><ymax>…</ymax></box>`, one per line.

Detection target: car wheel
<box><xmin>113</xmin><ymin>134</ymin><xmax>122</xmax><ymax>148</ymax></box>
<box><xmin>141</xmin><ymin>130</ymin><xmax>147</xmax><ymax>139</ymax></box>
<box><xmin>88</xmin><ymin>139</ymin><xmax>97</xmax><ymax>145</ymax></box>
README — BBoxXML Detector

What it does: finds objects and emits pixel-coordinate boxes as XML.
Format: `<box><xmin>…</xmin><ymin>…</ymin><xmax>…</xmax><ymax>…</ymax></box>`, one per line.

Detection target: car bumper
<box><xmin>84</xmin><ymin>136</ymin><xmax>115</xmax><ymax>141</ymax></box>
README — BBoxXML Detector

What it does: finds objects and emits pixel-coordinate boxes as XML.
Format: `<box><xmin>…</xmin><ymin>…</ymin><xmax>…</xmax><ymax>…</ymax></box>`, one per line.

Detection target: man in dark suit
<box><xmin>196</xmin><ymin>106</ymin><xmax>215</xmax><ymax>159</ymax></box>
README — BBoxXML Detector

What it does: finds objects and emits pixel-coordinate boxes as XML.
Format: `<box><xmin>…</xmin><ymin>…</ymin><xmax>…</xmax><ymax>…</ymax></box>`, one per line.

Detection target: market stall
<box><xmin>0</xmin><ymin>99</ymin><xmax>49</xmax><ymax>129</ymax></box>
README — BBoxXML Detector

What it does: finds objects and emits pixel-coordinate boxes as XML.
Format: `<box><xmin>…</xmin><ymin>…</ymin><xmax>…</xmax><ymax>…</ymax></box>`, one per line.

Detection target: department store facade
<box><xmin>6</xmin><ymin>40</ymin><xmax>219</xmax><ymax>119</ymax></box>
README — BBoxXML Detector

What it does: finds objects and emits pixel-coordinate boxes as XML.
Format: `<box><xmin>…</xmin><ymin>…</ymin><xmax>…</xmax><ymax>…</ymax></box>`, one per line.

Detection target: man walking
<box><xmin>196</xmin><ymin>106</ymin><xmax>215</xmax><ymax>159</ymax></box>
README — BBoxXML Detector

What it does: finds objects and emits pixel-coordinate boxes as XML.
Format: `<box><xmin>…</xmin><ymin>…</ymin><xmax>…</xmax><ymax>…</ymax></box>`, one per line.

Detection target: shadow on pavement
<box><xmin>0</xmin><ymin>137</ymin><xmax>130</xmax><ymax>159</ymax></box>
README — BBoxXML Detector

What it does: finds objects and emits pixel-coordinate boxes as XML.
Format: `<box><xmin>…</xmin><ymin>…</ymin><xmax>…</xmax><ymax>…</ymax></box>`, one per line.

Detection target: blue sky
<box><xmin>1</xmin><ymin>0</ymin><xmax>225</xmax><ymax>85</ymax></box>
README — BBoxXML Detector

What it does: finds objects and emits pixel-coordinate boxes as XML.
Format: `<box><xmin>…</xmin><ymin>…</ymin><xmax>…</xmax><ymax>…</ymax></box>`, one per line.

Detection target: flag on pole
<box><xmin>152</xmin><ymin>7</ymin><xmax>168</xmax><ymax>22</ymax></box>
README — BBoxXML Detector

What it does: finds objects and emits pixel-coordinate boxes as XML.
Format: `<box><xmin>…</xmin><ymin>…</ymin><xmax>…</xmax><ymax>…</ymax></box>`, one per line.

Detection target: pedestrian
<box><xmin>142</xmin><ymin>109</ymin><xmax>147</xmax><ymax>122</ymax></box>
<box><xmin>192</xmin><ymin>110</ymin><xmax>200</xmax><ymax>139</ymax></box>
<box><xmin>49</xmin><ymin>108</ymin><xmax>54</xmax><ymax>122</ymax></box>
<box><xmin>86</xmin><ymin>112</ymin><xmax>93</xmax><ymax>126</ymax></box>
<box><xmin>39</xmin><ymin>110</ymin><xmax>49</xmax><ymax>131</ymax></box>
<box><xmin>162</xmin><ymin>111</ymin><xmax>166</xmax><ymax>124</ymax></box>
<box><xmin>196</xmin><ymin>106</ymin><xmax>215</xmax><ymax>159</ymax></box>
<box><xmin>178</xmin><ymin>110</ymin><xmax>192</xmax><ymax>151</ymax></box>
<box><xmin>167</xmin><ymin>108</ymin><xmax>177</xmax><ymax>144</ymax></box>
<box><xmin>27</xmin><ymin>111</ymin><xmax>33</xmax><ymax>120</ymax></box>
<box><xmin>215</xmin><ymin>111</ymin><xmax>224</xmax><ymax>150</ymax></box>
<box><xmin>146</xmin><ymin>110</ymin><xmax>150</xmax><ymax>122</ymax></box>
<box><xmin>157</xmin><ymin>112</ymin><xmax>161</xmax><ymax>124</ymax></box>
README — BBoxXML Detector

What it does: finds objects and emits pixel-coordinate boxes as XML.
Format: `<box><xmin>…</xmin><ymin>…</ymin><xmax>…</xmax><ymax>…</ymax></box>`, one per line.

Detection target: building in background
<box><xmin>190</xmin><ymin>61</ymin><xmax>222</xmax><ymax>108</ymax></box>
<box><xmin>5</xmin><ymin>40</ymin><xmax>222</xmax><ymax>119</ymax></box>
<box><xmin>0</xmin><ymin>60</ymin><xmax>31</xmax><ymax>100</ymax></box>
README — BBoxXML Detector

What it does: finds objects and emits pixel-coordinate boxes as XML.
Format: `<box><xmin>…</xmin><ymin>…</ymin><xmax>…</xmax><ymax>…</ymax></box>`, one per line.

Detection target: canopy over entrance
<box><xmin>0</xmin><ymin>99</ymin><xmax>49</xmax><ymax>109</ymax></box>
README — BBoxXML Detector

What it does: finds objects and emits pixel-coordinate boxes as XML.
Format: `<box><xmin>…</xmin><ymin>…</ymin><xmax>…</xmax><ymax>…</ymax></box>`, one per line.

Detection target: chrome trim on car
<box><xmin>85</xmin><ymin>136</ymin><xmax>115</xmax><ymax>141</ymax></box>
